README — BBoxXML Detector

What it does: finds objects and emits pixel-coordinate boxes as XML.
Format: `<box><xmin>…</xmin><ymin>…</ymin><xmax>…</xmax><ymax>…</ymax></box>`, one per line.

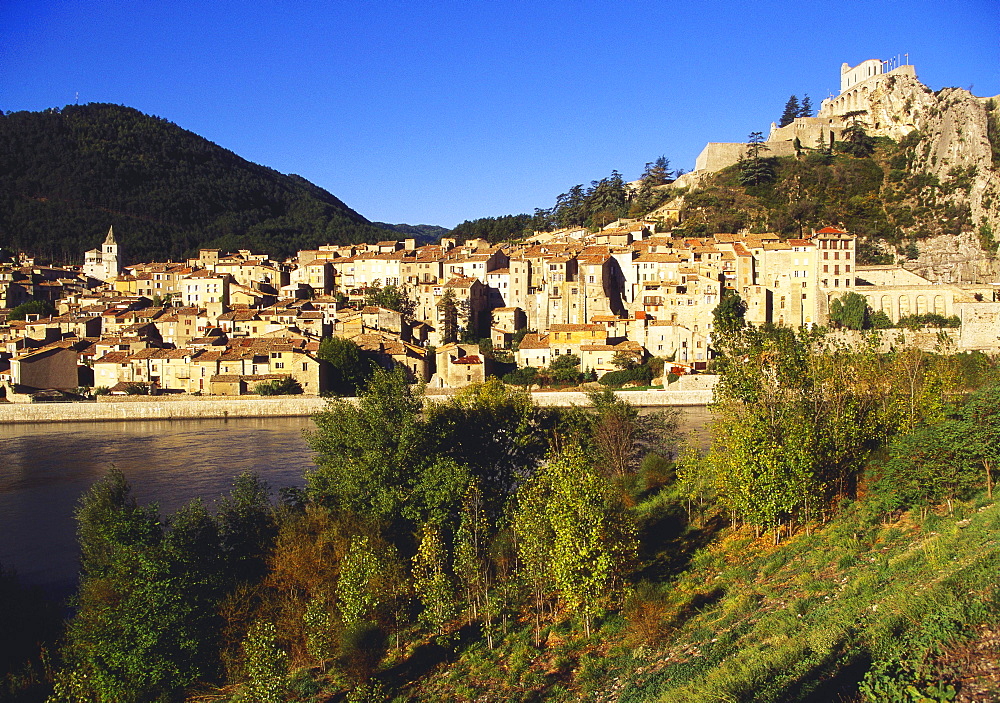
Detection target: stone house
<box><xmin>10</xmin><ymin>346</ymin><xmax>80</xmax><ymax>391</ymax></box>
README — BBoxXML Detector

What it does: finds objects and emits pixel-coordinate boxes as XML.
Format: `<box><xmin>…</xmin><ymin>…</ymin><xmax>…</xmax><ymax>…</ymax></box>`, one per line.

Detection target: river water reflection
<box><xmin>0</xmin><ymin>416</ymin><xmax>316</xmax><ymax>594</ymax></box>
<box><xmin>0</xmin><ymin>406</ymin><xmax>712</xmax><ymax>595</ymax></box>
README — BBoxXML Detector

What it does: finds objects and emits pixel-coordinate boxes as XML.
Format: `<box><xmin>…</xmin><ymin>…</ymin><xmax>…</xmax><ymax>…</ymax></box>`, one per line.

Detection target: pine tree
<box><xmin>798</xmin><ymin>95</ymin><xmax>813</xmax><ymax>117</ymax></box>
<box><xmin>738</xmin><ymin>132</ymin><xmax>775</xmax><ymax>186</ymax></box>
<box><xmin>779</xmin><ymin>95</ymin><xmax>800</xmax><ymax>127</ymax></box>
<box><xmin>641</xmin><ymin>156</ymin><xmax>673</xmax><ymax>186</ymax></box>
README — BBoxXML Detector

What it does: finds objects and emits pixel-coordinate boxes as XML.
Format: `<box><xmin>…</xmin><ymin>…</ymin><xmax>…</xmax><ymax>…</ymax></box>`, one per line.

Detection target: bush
<box><xmin>599</xmin><ymin>366</ymin><xmax>654</xmax><ymax>387</ymax></box>
<box><xmin>896</xmin><ymin>313</ymin><xmax>961</xmax><ymax>330</ymax></box>
<box><xmin>502</xmin><ymin>366</ymin><xmax>538</xmax><ymax>387</ymax></box>
<box><xmin>253</xmin><ymin>376</ymin><xmax>303</xmax><ymax>396</ymax></box>
<box><xmin>6</xmin><ymin>300</ymin><xmax>56</xmax><ymax>320</ymax></box>
<box><xmin>339</xmin><ymin>621</ymin><xmax>386</xmax><ymax>684</ymax></box>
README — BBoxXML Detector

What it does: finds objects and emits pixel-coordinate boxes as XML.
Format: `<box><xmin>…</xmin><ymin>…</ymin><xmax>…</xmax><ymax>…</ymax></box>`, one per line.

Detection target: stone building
<box><xmin>83</xmin><ymin>227</ymin><xmax>122</xmax><ymax>282</ymax></box>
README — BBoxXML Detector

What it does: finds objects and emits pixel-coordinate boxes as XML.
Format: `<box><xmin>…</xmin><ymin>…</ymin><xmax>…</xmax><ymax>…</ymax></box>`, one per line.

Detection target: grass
<box><xmin>377</xmin><ymin>495</ymin><xmax>1000</xmax><ymax>702</ymax></box>
<box><xmin>267</xmin><ymin>492</ymin><xmax>1000</xmax><ymax>703</ymax></box>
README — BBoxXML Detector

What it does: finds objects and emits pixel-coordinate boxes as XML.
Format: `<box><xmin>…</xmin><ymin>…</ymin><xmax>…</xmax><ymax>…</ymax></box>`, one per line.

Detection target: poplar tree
<box><xmin>514</xmin><ymin>448</ymin><xmax>635</xmax><ymax>638</ymax></box>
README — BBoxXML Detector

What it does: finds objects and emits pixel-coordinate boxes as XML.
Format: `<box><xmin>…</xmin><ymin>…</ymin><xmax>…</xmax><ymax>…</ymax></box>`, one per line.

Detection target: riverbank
<box><xmin>0</xmin><ymin>386</ymin><xmax>714</xmax><ymax>424</ymax></box>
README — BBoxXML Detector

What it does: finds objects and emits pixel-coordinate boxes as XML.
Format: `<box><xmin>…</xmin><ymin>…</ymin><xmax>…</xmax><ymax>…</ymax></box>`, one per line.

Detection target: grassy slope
<box><xmin>385</xmin><ymin>494</ymin><xmax>1000</xmax><ymax>703</ymax></box>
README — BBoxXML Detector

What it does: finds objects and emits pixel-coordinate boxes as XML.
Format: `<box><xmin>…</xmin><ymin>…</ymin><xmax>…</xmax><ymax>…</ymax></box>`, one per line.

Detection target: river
<box><xmin>0</xmin><ymin>406</ymin><xmax>712</xmax><ymax>597</ymax></box>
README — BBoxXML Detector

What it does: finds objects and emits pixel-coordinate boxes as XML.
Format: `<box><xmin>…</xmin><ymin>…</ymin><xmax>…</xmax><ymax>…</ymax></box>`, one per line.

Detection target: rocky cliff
<box><xmin>865</xmin><ymin>74</ymin><xmax>1000</xmax><ymax>281</ymax></box>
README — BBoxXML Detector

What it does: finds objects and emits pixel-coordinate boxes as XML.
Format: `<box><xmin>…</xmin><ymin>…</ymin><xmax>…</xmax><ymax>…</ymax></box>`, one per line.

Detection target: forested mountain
<box><xmin>0</xmin><ymin>103</ymin><xmax>395</xmax><ymax>263</ymax></box>
<box><xmin>372</xmin><ymin>222</ymin><xmax>449</xmax><ymax>244</ymax></box>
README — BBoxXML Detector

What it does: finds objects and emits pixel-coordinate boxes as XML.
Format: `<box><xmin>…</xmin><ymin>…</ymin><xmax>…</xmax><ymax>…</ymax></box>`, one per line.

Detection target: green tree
<box><xmin>641</xmin><ymin>156</ymin><xmax>673</xmax><ymax>186</ymax></box>
<box><xmin>253</xmin><ymin>375</ymin><xmax>303</xmax><ymax>395</ymax></box>
<box><xmin>829</xmin><ymin>291</ymin><xmax>870</xmax><ymax>330</ymax></box>
<box><xmin>549</xmin><ymin>353</ymin><xmax>582</xmax><ymax>383</ymax></box>
<box><xmin>540</xmin><ymin>448</ymin><xmax>635</xmax><ymax>636</ymax></box>
<box><xmin>53</xmin><ymin>470</ymin><xmax>227</xmax><ymax>702</ymax></box>
<box><xmin>363</xmin><ymin>284</ymin><xmax>415</xmax><ymax>321</ymax></box>
<box><xmin>336</xmin><ymin>535</ymin><xmax>396</xmax><ymax>629</ymax></box>
<box><xmin>512</xmin><ymin>463</ymin><xmax>556</xmax><ymax>645</ymax></box>
<box><xmin>587</xmin><ymin>170</ymin><xmax>629</xmax><ymax>227</ymax></box>
<box><xmin>317</xmin><ymin>336</ymin><xmax>373</xmax><ymax>396</ymax></box>
<box><xmin>738</xmin><ymin>132</ymin><xmax>775</xmax><ymax>186</ymax></box>
<box><xmin>216</xmin><ymin>472</ymin><xmax>277</xmax><ymax>585</ymax></box>
<box><xmin>839</xmin><ymin>121</ymin><xmax>875</xmax><ymax>157</ymax></box>
<box><xmin>712</xmin><ymin>289</ymin><xmax>747</xmax><ymax>339</ymax></box>
<box><xmin>239</xmin><ymin>621</ymin><xmax>287</xmax><ymax>703</ymax></box>
<box><xmin>6</xmin><ymin>300</ymin><xmax>56</xmax><ymax>320</ymax></box>
<box><xmin>411</xmin><ymin>524</ymin><xmax>456</xmax><ymax>636</ymax></box>
<box><xmin>306</xmin><ymin>368</ymin><xmax>425</xmax><ymax>522</ymax></box>
<box><xmin>962</xmin><ymin>383</ymin><xmax>1000</xmax><ymax>498</ymax></box>
<box><xmin>872</xmin><ymin>420</ymin><xmax>979</xmax><ymax>516</ymax></box>
<box><xmin>302</xmin><ymin>594</ymin><xmax>336</xmax><ymax>664</ymax></box>
<box><xmin>798</xmin><ymin>95</ymin><xmax>813</xmax><ymax>118</ymax></box>
<box><xmin>779</xmin><ymin>95</ymin><xmax>801</xmax><ymax>127</ymax></box>
<box><xmin>709</xmin><ymin>327</ymin><xmax>896</xmax><ymax>537</ymax></box>
<box><xmin>502</xmin><ymin>365</ymin><xmax>538</xmax><ymax>387</ymax></box>
<box><xmin>454</xmin><ymin>482</ymin><xmax>499</xmax><ymax>645</ymax></box>
<box><xmin>583</xmin><ymin>388</ymin><xmax>678</xmax><ymax>485</ymax></box>
<box><xmin>438</xmin><ymin>289</ymin><xmax>459</xmax><ymax>344</ymax></box>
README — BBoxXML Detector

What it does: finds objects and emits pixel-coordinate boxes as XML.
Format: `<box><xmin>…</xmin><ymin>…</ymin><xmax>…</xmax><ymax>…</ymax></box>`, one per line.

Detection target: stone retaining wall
<box><xmin>0</xmin><ymin>396</ymin><xmax>329</xmax><ymax>424</ymax></box>
<box><xmin>0</xmin><ymin>386</ymin><xmax>714</xmax><ymax>424</ymax></box>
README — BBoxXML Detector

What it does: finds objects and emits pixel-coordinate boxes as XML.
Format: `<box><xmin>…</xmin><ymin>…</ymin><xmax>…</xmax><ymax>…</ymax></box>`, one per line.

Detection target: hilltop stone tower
<box><xmin>83</xmin><ymin>226</ymin><xmax>123</xmax><ymax>282</ymax></box>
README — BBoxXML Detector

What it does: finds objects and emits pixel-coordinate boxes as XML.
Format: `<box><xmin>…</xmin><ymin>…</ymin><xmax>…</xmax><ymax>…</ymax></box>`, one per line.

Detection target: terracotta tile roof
<box><xmin>517</xmin><ymin>333</ymin><xmax>549</xmax><ymax>350</ymax></box>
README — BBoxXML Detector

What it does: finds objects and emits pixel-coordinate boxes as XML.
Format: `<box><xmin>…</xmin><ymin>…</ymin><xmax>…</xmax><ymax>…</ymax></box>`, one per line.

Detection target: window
<box><xmin>274</xmin><ymin>362</ymin><xmax>284</xmax><ymax>369</ymax></box>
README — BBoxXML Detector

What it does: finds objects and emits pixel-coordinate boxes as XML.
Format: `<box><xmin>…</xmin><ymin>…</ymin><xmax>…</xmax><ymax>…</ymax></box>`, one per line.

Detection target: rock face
<box><xmin>850</xmin><ymin>73</ymin><xmax>1000</xmax><ymax>282</ymax></box>
<box><xmin>673</xmin><ymin>63</ymin><xmax>1000</xmax><ymax>283</ymax></box>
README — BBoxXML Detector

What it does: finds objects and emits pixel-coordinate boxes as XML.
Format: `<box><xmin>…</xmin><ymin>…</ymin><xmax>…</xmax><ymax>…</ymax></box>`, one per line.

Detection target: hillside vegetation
<box><xmin>3</xmin><ymin>331</ymin><xmax>997</xmax><ymax>703</ymax></box>
<box><xmin>672</xmin><ymin>133</ymin><xmax>988</xmax><ymax>263</ymax></box>
<box><xmin>0</xmin><ymin>104</ymin><xmax>394</xmax><ymax>263</ymax></box>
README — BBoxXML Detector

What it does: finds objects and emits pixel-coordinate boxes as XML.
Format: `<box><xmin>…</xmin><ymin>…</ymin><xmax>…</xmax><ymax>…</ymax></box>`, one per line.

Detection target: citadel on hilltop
<box><xmin>695</xmin><ymin>57</ymin><xmax>920</xmax><ymax>174</ymax></box>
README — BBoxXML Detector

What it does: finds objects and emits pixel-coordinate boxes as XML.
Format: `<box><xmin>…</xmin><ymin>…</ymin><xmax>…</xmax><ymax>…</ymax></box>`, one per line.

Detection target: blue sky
<box><xmin>2</xmin><ymin>0</ymin><xmax>998</xmax><ymax>228</ymax></box>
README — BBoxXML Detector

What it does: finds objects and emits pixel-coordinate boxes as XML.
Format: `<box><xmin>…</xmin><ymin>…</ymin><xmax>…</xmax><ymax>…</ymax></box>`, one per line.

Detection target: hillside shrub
<box><xmin>896</xmin><ymin>313</ymin><xmax>961</xmax><ymax>330</ymax></box>
<box><xmin>599</xmin><ymin>366</ymin><xmax>653</xmax><ymax>387</ymax></box>
<box><xmin>253</xmin><ymin>376</ymin><xmax>303</xmax><ymax>395</ymax></box>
